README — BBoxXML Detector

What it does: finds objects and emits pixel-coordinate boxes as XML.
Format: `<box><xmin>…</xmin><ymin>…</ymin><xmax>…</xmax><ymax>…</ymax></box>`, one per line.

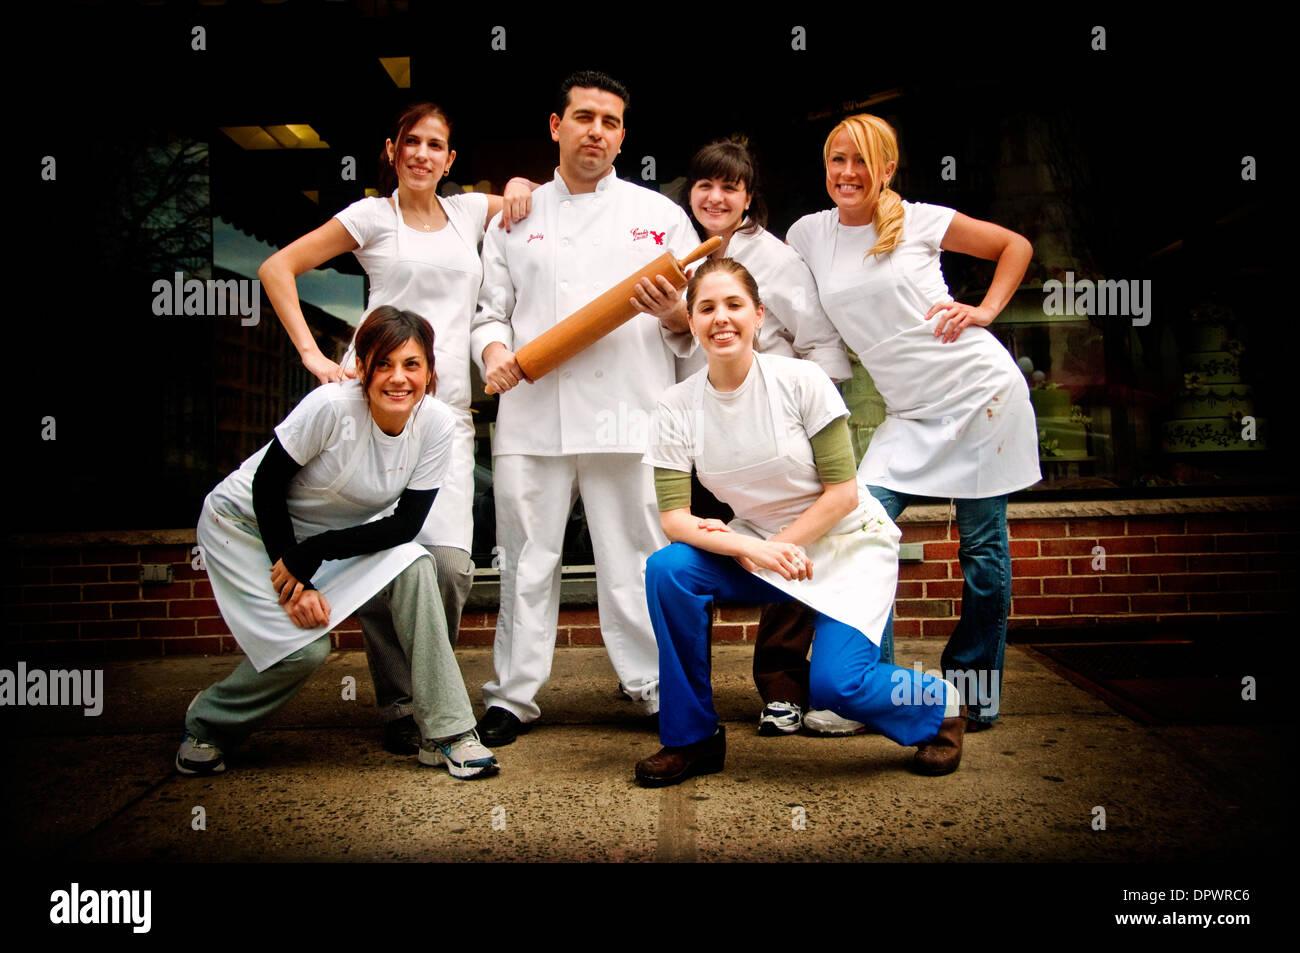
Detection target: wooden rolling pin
<box><xmin>485</xmin><ymin>236</ymin><xmax>722</xmax><ymax>393</ymax></box>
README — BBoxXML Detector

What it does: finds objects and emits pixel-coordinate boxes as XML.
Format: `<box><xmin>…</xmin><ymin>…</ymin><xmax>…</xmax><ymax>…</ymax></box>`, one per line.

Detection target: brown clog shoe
<box><xmin>912</xmin><ymin>706</ymin><xmax>967</xmax><ymax>776</ymax></box>
<box><xmin>635</xmin><ymin>726</ymin><xmax>726</xmax><ymax>787</ymax></box>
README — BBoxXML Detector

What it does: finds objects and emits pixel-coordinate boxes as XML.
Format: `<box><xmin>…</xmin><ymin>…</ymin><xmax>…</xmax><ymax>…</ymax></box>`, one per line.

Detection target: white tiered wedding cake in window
<box><xmin>1161</xmin><ymin>320</ymin><xmax>1264</xmax><ymax>453</ymax></box>
<box><xmin>1030</xmin><ymin>380</ymin><xmax>1090</xmax><ymax>459</ymax></box>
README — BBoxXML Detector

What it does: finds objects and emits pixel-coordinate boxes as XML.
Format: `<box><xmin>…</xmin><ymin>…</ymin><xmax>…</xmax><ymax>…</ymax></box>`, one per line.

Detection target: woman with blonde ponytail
<box><xmin>787</xmin><ymin>113</ymin><xmax>1036</xmax><ymax>733</ymax></box>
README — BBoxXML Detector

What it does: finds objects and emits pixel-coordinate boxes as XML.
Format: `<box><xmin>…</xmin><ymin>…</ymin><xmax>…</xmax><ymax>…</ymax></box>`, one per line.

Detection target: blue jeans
<box><xmin>645</xmin><ymin>543</ymin><xmax>946</xmax><ymax>748</ymax></box>
<box><xmin>868</xmin><ymin>486</ymin><xmax>1009</xmax><ymax>725</ymax></box>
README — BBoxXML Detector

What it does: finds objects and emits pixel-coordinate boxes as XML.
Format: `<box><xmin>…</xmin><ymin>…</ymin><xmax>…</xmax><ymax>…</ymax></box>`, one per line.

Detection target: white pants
<box><xmin>483</xmin><ymin>452</ymin><xmax>664</xmax><ymax>721</ymax></box>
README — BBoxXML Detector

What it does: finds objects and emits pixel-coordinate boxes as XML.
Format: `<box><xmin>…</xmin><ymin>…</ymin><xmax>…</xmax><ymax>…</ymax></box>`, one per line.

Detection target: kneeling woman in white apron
<box><xmin>175</xmin><ymin>306</ymin><xmax>498</xmax><ymax>780</ymax></box>
<box><xmin>634</xmin><ymin>259</ymin><xmax>966</xmax><ymax>787</ymax></box>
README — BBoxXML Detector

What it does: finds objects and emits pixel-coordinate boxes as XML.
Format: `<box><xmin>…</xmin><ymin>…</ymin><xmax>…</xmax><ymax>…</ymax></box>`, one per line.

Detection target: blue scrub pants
<box><xmin>646</xmin><ymin>543</ymin><xmax>947</xmax><ymax>748</ymax></box>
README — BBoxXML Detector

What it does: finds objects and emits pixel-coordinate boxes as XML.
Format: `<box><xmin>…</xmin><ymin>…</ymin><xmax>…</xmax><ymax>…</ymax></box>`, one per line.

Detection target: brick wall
<box><xmin>898</xmin><ymin>509</ymin><xmax>1296</xmax><ymax>638</ymax></box>
<box><xmin>4</xmin><ymin>498</ymin><xmax>1295</xmax><ymax>661</ymax></box>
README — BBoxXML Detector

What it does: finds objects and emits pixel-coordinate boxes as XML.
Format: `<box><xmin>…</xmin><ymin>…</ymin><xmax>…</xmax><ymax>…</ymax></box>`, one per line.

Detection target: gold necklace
<box><xmin>403</xmin><ymin>198</ymin><xmax>442</xmax><ymax>232</ymax></box>
<box><xmin>410</xmin><ymin>208</ymin><xmax>438</xmax><ymax>231</ymax></box>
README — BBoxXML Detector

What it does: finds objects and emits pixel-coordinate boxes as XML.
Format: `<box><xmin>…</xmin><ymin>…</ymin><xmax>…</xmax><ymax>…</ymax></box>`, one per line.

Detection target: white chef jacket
<box><xmin>471</xmin><ymin>169</ymin><xmax>698</xmax><ymax>455</ymax></box>
<box><xmin>788</xmin><ymin>202</ymin><xmax>1040</xmax><ymax>498</ymax></box>
<box><xmin>676</xmin><ymin>223</ymin><xmax>852</xmax><ymax>383</ymax></box>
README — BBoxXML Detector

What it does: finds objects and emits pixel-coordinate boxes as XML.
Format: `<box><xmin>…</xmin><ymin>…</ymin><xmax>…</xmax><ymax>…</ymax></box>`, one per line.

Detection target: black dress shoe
<box><xmin>476</xmin><ymin>706</ymin><xmax>530</xmax><ymax>746</ymax></box>
<box><xmin>382</xmin><ymin>715</ymin><xmax>420</xmax><ymax>755</ymax></box>
<box><xmin>635</xmin><ymin>726</ymin><xmax>726</xmax><ymax>787</ymax></box>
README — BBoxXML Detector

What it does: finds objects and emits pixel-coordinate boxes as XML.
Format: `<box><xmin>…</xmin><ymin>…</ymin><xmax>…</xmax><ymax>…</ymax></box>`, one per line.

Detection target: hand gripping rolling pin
<box><xmin>484</xmin><ymin>235</ymin><xmax>722</xmax><ymax>394</ymax></box>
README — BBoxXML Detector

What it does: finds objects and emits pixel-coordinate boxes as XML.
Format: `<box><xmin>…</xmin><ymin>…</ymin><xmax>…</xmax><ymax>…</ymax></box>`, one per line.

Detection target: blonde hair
<box><xmin>823</xmin><ymin>114</ymin><xmax>903</xmax><ymax>258</ymax></box>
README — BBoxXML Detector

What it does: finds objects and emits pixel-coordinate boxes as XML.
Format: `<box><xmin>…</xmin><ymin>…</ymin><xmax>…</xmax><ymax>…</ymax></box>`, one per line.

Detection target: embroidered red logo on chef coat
<box><xmin>650</xmin><ymin>230</ymin><xmax>665</xmax><ymax>245</ymax></box>
<box><xmin>630</xmin><ymin>227</ymin><xmax>649</xmax><ymax>241</ymax></box>
<box><xmin>527</xmin><ymin>233</ymin><xmax>544</xmax><ymax>243</ymax></box>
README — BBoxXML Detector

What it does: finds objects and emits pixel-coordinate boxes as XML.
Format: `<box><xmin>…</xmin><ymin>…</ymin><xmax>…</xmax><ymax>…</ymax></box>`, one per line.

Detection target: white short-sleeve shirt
<box><xmin>207</xmin><ymin>380</ymin><xmax>455</xmax><ymax>538</ymax></box>
<box><xmin>646</xmin><ymin>354</ymin><xmax>848</xmax><ymax>535</ymax></box>
<box><xmin>816</xmin><ymin>201</ymin><xmax>955</xmax><ymax>303</ymax></box>
<box><xmin>334</xmin><ymin>192</ymin><xmax>488</xmax><ymax>313</ymax></box>
<box><xmin>334</xmin><ymin>192</ymin><xmax>488</xmax><ymax>413</ymax></box>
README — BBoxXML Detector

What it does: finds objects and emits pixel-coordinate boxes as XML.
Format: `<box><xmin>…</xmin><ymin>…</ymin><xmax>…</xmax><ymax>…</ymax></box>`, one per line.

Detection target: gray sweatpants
<box><xmin>358</xmin><ymin>544</ymin><xmax>474</xmax><ymax>722</ymax></box>
<box><xmin>186</xmin><ymin>556</ymin><xmax>475</xmax><ymax>749</ymax></box>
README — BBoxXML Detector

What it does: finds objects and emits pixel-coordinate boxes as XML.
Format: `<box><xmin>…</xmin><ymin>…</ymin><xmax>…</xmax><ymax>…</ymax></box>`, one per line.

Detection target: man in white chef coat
<box><xmin>471</xmin><ymin>70</ymin><xmax>699</xmax><ymax>745</ymax></box>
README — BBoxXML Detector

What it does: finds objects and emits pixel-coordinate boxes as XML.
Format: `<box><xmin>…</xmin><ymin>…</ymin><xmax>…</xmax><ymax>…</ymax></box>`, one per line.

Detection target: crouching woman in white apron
<box><xmin>175</xmin><ymin>306</ymin><xmax>498</xmax><ymax>780</ymax></box>
<box><xmin>633</xmin><ymin>259</ymin><xmax>966</xmax><ymax>787</ymax></box>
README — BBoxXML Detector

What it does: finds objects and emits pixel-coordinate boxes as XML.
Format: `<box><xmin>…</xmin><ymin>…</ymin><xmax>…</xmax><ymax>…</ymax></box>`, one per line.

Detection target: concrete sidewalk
<box><xmin>0</xmin><ymin>640</ymin><xmax>1283</xmax><ymax>863</ymax></box>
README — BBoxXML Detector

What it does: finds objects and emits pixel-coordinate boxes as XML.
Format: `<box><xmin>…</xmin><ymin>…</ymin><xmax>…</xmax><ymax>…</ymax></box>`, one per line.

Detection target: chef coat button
<box><xmin>563</xmin><ymin>200</ymin><xmax>572</xmax><ymax>208</ymax></box>
<box><xmin>561</xmin><ymin>238</ymin><xmax>570</xmax><ymax>247</ymax></box>
<box><xmin>562</xmin><ymin>371</ymin><xmax>572</xmax><ymax>379</ymax></box>
<box><xmin>593</xmin><ymin>238</ymin><xmax>601</xmax><ymax>246</ymax></box>
<box><xmin>595</xmin><ymin>370</ymin><xmax>603</xmax><ymax>378</ymax></box>
<box><xmin>560</xmin><ymin>281</ymin><xmax>569</xmax><ymax>290</ymax></box>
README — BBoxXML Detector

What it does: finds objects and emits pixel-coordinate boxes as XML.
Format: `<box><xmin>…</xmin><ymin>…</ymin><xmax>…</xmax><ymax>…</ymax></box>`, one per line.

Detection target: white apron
<box><xmin>817</xmin><ymin>240</ymin><xmax>1040</xmax><ymax>499</ymax></box>
<box><xmin>342</xmin><ymin>189</ymin><xmax>477</xmax><ymax>551</ymax></box>
<box><xmin>691</xmin><ymin>366</ymin><xmax>900</xmax><ymax>645</ymax></box>
<box><xmin>198</xmin><ymin>421</ymin><xmax>428</xmax><ymax>672</ymax></box>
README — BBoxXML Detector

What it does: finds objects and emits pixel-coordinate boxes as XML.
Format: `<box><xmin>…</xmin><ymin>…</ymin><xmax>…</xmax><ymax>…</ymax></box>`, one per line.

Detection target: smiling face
<box><xmin>689</xmin><ymin>176</ymin><xmax>751</xmax><ymax>238</ymax></box>
<box><xmin>386</xmin><ymin>113</ymin><xmax>455</xmax><ymax>194</ymax></box>
<box><xmin>362</xmin><ymin>336</ymin><xmax>431</xmax><ymax>434</ymax></box>
<box><xmin>824</xmin><ymin>126</ymin><xmax>895</xmax><ymax>226</ymax></box>
<box><xmin>688</xmin><ymin>270</ymin><xmax>764</xmax><ymax>362</ymax></box>
<box><xmin>550</xmin><ymin>86</ymin><xmax>626</xmax><ymax>187</ymax></box>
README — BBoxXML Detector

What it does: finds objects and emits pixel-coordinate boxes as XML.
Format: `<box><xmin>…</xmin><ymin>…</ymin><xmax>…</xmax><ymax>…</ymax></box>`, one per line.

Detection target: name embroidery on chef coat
<box><xmin>629</xmin><ymin>227</ymin><xmax>666</xmax><ymax>245</ymax></box>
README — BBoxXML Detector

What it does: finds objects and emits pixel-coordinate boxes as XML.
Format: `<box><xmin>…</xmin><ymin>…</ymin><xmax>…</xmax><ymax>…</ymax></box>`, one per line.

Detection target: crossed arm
<box><xmin>659</xmin><ymin>477</ymin><xmax>858</xmax><ymax>582</ymax></box>
<box><xmin>654</xmin><ymin>415</ymin><xmax>859</xmax><ymax>581</ymax></box>
<box><xmin>251</xmin><ymin>438</ymin><xmax>436</xmax><ymax>628</ymax></box>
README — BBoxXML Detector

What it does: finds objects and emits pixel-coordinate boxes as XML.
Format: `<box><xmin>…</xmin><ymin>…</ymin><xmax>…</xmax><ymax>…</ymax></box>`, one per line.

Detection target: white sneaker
<box><xmin>758</xmin><ymin>700</ymin><xmax>803</xmax><ymax>736</ymax></box>
<box><xmin>419</xmin><ymin>731</ymin><xmax>500</xmax><ymax>779</ymax></box>
<box><xmin>175</xmin><ymin>734</ymin><xmax>226</xmax><ymax>775</ymax></box>
<box><xmin>803</xmin><ymin>710</ymin><xmax>868</xmax><ymax>736</ymax></box>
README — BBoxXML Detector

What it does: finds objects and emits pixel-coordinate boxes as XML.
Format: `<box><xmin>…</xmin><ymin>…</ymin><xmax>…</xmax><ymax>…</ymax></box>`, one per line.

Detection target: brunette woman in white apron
<box><xmin>635</xmin><ymin>259</ymin><xmax>966</xmax><ymax>787</ymax></box>
<box><xmin>787</xmin><ymin>114</ymin><xmax>1036</xmax><ymax>730</ymax></box>
<box><xmin>176</xmin><ymin>307</ymin><xmax>498</xmax><ymax>779</ymax></box>
<box><xmin>258</xmin><ymin>102</ymin><xmax>537</xmax><ymax>752</ymax></box>
<box><xmin>675</xmin><ymin>138</ymin><xmax>874</xmax><ymax>737</ymax></box>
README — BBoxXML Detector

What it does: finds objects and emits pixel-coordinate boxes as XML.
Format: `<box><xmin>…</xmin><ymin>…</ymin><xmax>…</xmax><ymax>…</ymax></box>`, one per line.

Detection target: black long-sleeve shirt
<box><xmin>250</xmin><ymin>437</ymin><xmax>436</xmax><ymax>590</ymax></box>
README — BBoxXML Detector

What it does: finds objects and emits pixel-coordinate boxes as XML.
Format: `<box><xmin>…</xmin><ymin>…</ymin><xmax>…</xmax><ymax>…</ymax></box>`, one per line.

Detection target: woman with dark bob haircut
<box><xmin>176</xmin><ymin>305</ymin><xmax>499</xmax><ymax>780</ymax></box>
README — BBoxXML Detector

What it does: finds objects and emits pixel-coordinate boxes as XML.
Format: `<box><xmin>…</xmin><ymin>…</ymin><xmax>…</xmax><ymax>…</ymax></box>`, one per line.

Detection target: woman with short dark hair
<box><xmin>176</xmin><ymin>306</ymin><xmax>498</xmax><ymax>780</ymax></box>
